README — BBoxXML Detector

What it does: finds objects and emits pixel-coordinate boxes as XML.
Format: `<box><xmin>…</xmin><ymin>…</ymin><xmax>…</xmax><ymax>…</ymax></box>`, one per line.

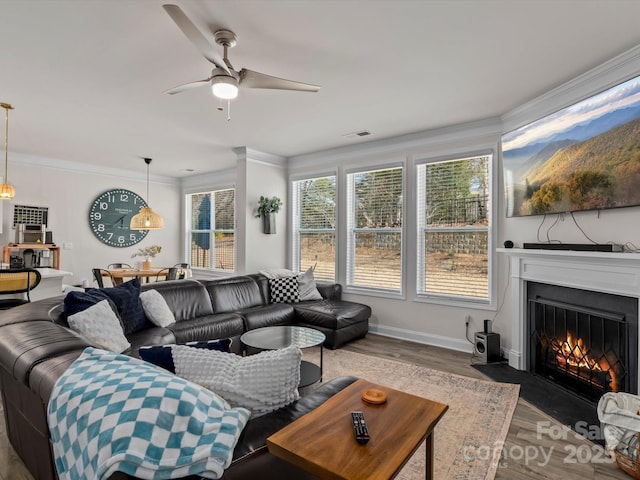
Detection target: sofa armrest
<box><xmin>316</xmin><ymin>282</ymin><xmax>341</xmax><ymax>301</ymax></box>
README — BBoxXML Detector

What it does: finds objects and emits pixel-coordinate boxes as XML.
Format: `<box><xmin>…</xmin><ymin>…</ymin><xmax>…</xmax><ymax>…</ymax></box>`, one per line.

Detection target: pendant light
<box><xmin>0</xmin><ymin>103</ymin><xmax>16</xmax><ymax>199</ymax></box>
<box><xmin>130</xmin><ymin>158</ymin><xmax>164</xmax><ymax>230</ymax></box>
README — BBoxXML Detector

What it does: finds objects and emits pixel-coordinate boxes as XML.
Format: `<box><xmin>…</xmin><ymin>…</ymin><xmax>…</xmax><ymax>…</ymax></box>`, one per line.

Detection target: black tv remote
<box><xmin>351</xmin><ymin>411</ymin><xmax>370</xmax><ymax>444</ymax></box>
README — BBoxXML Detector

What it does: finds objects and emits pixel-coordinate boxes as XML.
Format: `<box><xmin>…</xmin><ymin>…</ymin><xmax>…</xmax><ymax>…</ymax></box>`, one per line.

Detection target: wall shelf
<box><xmin>2</xmin><ymin>244</ymin><xmax>60</xmax><ymax>269</ymax></box>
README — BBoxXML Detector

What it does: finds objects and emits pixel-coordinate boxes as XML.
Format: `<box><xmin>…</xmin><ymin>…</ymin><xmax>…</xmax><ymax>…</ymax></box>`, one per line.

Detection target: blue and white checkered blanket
<box><xmin>47</xmin><ymin>347</ymin><xmax>250</xmax><ymax>480</ymax></box>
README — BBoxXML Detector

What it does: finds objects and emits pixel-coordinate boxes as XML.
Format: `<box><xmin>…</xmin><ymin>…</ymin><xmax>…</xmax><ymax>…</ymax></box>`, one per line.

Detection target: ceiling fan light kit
<box><xmin>0</xmin><ymin>102</ymin><xmax>16</xmax><ymax>200</ymax></box>
<box><xmin>162</xmin><ymin>4</ymin><xmax>320</xmax><ymax>119</ymax></box>
<box><xmin>211</xmin><ymin>73</ymin><xmax>239</xmax><ymax>100</ymax></box>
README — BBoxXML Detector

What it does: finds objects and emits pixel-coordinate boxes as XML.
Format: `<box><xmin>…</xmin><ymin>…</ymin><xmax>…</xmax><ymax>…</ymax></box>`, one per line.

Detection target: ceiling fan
<box><xmin>162</xmin><ymin>4</ymin><xmax>320</xmax><ymax>114</ymax></box>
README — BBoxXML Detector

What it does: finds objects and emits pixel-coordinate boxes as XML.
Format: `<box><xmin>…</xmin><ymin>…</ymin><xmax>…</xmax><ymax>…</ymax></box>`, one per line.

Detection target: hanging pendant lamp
<box><xmin>130</xmin><ymin>158</ymin><xmax>164</xmax><ymax>230</ymax></box>
<box><xmin>0</xmin><ymin>103</ymin><xmax>16</xmax><ymax>200</ymax></box>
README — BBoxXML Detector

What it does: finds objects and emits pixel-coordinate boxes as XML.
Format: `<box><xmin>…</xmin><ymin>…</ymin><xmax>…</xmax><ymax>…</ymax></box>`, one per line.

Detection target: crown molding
<box><xmin>289</xmin><ymin>117</ymin><xmax>502</xmax><ymax>167</ymax></box>
<box><xmin>502</xmin><ymin>44</ymin><xmax>640</xmax><ymax>132</ymax></box>
<box><xmin>10</xmin><ymin>151</ymin><xmax>179</xmax><ymax>185</ymax></box>
<box><xmin>233</xmin><ymin>147</ymin><xmax>287</xmax><ymax>167</ymax></box>
<box><xmin>181</xmin><ymin>167</ymin><xmax>236</xmax><ymax>193</ymax></box>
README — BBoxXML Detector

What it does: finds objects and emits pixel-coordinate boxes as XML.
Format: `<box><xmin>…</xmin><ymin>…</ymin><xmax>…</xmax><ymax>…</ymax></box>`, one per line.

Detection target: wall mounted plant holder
<box><xmin>255</xmin><ymin>195</ymin><xmax>282</xmax><ymax>235</ymax></box>
<box><xmin>262</xmin><ymin>212</ymin><xmax>276</xmax><ymax>234</ymax></box>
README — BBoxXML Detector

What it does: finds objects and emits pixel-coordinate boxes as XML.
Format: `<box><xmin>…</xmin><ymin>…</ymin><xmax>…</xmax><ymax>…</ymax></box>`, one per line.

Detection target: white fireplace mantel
<box><xmin>497</xmin><ymin>248</ymin><xmax>640</xmax><ymax>388</ymax></box>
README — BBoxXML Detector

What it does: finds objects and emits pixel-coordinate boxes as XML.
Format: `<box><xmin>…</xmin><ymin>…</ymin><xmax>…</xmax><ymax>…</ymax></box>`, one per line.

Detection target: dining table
<box><xmin>105</xmin><ymin>268</ymin><xmax>168</xmax><ymax>285</ymax></box>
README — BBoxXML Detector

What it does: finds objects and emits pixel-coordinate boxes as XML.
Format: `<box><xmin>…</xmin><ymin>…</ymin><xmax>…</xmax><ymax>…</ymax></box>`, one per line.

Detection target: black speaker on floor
<box><xmin>474</xmin><ymin>332</ymin><xmax>501</xmax><ymax>363</ymax></box>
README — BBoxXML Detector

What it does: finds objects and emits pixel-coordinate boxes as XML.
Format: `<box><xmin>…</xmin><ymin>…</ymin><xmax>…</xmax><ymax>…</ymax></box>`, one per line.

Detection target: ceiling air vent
<box><xmin>342</xmin><ymin>131</ymin><xmax>372</xmax><ymax>139</ymax></box>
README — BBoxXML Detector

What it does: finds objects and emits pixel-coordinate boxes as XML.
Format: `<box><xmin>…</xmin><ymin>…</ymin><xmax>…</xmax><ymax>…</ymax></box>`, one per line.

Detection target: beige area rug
<box><xmin>304</xmin><ymin>349</ymin><xmax>520</xmax><ymax>480</ymax></box>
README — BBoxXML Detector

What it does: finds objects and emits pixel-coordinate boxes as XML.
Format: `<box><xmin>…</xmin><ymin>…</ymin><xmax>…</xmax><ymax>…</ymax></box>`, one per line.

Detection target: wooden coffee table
<box><xmin>267</xmin><ymin>378</ymin><xmax>448</xmax><ymax>480</ymax></box>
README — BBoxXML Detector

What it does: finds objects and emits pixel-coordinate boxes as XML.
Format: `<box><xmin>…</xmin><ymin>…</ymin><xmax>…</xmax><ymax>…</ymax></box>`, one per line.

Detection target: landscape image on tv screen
<box><xmin>502</xmin><ymin>74</ymin><xmax>640</xmax><ymax>217</ymax></box>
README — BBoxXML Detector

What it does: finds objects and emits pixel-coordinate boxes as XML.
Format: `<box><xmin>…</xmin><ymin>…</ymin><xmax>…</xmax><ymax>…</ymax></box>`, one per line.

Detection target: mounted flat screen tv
<box><xmin>502</xmin><ymin>74</ymin><xmax>640</xmax><ymax>217</ymax></box>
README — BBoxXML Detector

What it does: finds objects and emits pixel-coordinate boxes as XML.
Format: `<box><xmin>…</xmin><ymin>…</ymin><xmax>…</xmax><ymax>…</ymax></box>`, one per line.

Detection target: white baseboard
<box><xmin>508</xmin><ymin>349</ymin><xmax>523</xmax><ymax>370</ymax></box>
<box><xmin>368</xmin><ymin>324</ymin><xmax>474</xmax><ymax>354</ymax></box>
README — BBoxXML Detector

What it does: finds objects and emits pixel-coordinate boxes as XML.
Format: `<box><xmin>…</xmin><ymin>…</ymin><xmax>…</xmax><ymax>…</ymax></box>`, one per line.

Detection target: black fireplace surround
<box><xmin>527</xmin><ymin>282</ymin><xmax>638</xmax><ymax>402</ymax></box>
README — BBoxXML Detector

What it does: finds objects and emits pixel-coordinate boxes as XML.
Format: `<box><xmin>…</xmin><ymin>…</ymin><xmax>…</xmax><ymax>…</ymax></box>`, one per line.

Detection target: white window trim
<box><xmin>413</xmin><ymin>149</ymin><xmax>497</xmax><ymax>309</ymax></box>
<box><xmin>185</xmin><ymin>187</ymin><xmax>236</xmax><ymax>274</ymax></box>
<box><xmin>343</xmin><ymin>162</ymin><xmax>406</xmax><ymax>297</ymax></box>
<box><xmin>289</xmin><ymin>172</ymin><xmax>338</xmax><ymax>281</ymax></box>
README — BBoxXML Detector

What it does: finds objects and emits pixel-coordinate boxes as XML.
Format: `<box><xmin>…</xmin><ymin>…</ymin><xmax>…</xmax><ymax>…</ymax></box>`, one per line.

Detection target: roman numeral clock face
<box><xmin>89</xmin><ymin>189</ymin><xmax>149</xmax><ymax>247</ymax></box>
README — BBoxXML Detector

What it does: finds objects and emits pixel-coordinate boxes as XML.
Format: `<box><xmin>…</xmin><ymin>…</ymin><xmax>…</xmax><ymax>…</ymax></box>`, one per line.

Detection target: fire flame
<box><xmin>552</xmin><ymin>333</ymin><xmax>618</xmax><ymax>392</ymax></box>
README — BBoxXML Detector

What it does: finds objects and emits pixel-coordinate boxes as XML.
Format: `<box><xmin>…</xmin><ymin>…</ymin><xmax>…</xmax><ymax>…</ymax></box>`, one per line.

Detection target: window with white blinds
<box><xmin>346</xmin><ymin>166</ymin><xmax>403</xmax><ymax>292</ymax></box>
<box><xmin>187</xmin><ymin>188</ymin><xmax>235</xmax><ymax>272</ymax></box>
<box><xmin>416</xmin><ymin>155</ymin><xmax>491</xmax><ymax>302</ymax></box>
<box><xmin>291</xmin><ymin>176</ymin><xmax>336</xmax><ymax>282</ymax></box>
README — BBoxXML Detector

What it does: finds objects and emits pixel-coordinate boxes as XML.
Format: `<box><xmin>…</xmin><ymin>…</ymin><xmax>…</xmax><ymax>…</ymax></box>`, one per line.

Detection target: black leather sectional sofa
<box><xmin>0</xmin><ymin>273</ymin><xmax>370</xmax><ymax>480</ymax></box>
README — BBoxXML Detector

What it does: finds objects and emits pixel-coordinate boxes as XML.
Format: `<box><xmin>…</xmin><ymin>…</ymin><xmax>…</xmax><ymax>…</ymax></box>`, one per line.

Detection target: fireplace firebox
<box><xmin>527</xmin><ymin>282</ymin><xmax>638</xmax><ymax>402</ymax></box>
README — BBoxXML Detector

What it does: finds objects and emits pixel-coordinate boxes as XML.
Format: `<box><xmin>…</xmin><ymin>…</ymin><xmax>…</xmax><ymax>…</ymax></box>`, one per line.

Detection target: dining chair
<box><xmin>107</xmin><ymin>263</ymin><xmax>133</xmax><ymax>269</ymax></box>
<box><xmin>0</xmin><ymin>268</ymin><xmax>42</xmax><ymax>310</ymax></box>
<box><xmin>92</xmin><ymin>268</ymin><xmax>114</xmax><ymax>288</ymax></box>
<box><xmin>172</xmin><ymin>263</ymin><xmax>191</xmax><ymax>279</ymax></box>
<box><xmin>155</xmin><ymin>267</ymin><xmax>178</xmax><ymax>282</ymax></box>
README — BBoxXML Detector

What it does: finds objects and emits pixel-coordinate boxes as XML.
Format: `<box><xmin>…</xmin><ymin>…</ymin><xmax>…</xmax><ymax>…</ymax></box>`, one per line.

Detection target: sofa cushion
<box><xmin>141</xmin><ymin>279</ymin><xmax>214</xmax><ymax>322</ymax></box>
<box><xmin>167</xmin><ymin>313</ymin><xmax>246</xmax><ymax>343</ymax></box>
<box><xmin>241</xmin><ymin>303</ymin><xmax>295</xmax><ymax>331</ymax></box>
<box><xmin>139</xmin><ymin>289</ymin><xmax>175</xmax><ymax>327</ymax></box>
<box><xmin>268</xmin><ymin>277</ymin><xmax>300</xmax><ymax>304</ymax></box>
<box><xmin>138</xmin><ymin>338</ymin><xmax>233</xmax><ymax>373</ymax></box>
<box><xmin>202</xmin><ymin>277</ymin><xmax>264</xmax><ymax>313</ymax></box>
<box><xmin>294</xmin><ymin>300</ymin><xmax>372</xmax><ymax>329</ymax></box>
<box><xmin>125</xmin><ymin>327</ymin><xmax>177</xmax><ymax>358</ymax></box>
<box><xmin>173</xmin><ymin>345</ymin><xmax>301</xmax><ymax>416</ymax></box>
<box><xmin>67</xmin><ymin>300</ymin><xmax>131</xmax><ymax>353</ymax></box>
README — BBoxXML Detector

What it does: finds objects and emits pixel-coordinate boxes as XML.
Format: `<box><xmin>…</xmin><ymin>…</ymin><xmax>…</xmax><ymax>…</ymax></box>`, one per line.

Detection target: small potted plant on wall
<box><xmin>131</xmin><ymin>244</ymin><xmax>162</xmax><ymax>270</ymax></box>
<box><xmin>255</xmin><ymin>195</ymin><xmax>282</xmax><ymax>234</ymax></box>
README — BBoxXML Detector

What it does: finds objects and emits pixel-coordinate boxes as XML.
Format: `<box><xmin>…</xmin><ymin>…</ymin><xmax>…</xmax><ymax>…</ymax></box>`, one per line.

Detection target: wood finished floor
<box><xmin>0</xmin><ymin>333</ymin><xmax>630</xmax><ymax>479</ymax></box>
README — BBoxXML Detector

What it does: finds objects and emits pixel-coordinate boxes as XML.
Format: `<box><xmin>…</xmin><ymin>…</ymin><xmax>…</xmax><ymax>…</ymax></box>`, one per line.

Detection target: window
<box><xmin>291</xmin><ymin>176</ymin><xmax>336</xmax><ymax>282</ymax></box>
<box><xmin>416</xmin><ymin>155</ymin><xmax>491</xmax><ymax>302</ymax></box>
<box><xmin>187</xmin><ymin>189</ymin><xmax>235</xmax><ymax>271</ymax></box>
<box><xmin>346</xmin><ymin>166</ymin><xmax>403</xmax><ymax>292</ymax></box>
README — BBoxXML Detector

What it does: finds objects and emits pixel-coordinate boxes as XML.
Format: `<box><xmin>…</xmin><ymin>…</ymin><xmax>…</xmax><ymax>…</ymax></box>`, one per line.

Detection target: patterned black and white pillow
<box><xmin>268</xmin><ymin>277</ymin><xmax>300</xmax><ymax>304</ymax></box>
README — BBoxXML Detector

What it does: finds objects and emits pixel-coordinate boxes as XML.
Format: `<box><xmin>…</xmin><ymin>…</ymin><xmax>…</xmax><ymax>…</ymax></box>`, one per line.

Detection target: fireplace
<box><xmin>499</xmin><ymin>248</ymin><xmax>640</xmax><ymax>397</ymax></box>
<box><xmin>527</xmin><ymin>282</ymin><xmax>637</xmax><ymax>401</ymax></box>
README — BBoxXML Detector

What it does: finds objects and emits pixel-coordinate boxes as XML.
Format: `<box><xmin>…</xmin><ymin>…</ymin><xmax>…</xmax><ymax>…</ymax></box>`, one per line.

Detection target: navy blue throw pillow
<box><xmin>84</xmin><ymin>278</ymin><xmax>148</xmax><ymax>335</ymax></box>
<box><xmin>139</xmin><ymin>338</ymin><xmax>233</xmax><ymax>373</ymax></box>
<box><xmin>63</xmin><ymin>290</ymin><xmax>121</xmax><ymax>323</ymax></box>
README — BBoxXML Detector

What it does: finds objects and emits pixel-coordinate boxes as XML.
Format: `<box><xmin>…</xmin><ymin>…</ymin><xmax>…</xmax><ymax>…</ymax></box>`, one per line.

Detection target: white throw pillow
<box><xmin>172</xmin><ymin>344</ymin><xmax>301</xmax><ymax>416</ymax></box>
<box><xmin>140</xmin><ymin>289</ymin><xmax>176</xmax><ymax>327</ymax></box>
<box><xmin>259</xmin><ymin>268</ymin><xmax>296</xmax><ymax>279</ymax></box>
<box><xmin>67</xmin><ymin>300</ymin><xmax>131</xmax><ymax>353</ymax></box>
<box><xmin>297</xmin><ymin>267</ymin><xmax>323</xmax><ymax>301</ymax></box>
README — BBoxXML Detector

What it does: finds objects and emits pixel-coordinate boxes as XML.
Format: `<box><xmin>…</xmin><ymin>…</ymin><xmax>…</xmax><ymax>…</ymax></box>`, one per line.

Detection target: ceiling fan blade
<box><xmin>239</xmin><ymin>69</ymin><xmax>320</xmax><ymax>92</ymax></box>
<box><xmin>162</xmin><ymin>4</ymin><xmax>230</xmax><ymax>74</ymax></box>
<box><xmin>164</xmin><ymin>79</ymin><xmax>210</xmax><ymax>95</ymax></box>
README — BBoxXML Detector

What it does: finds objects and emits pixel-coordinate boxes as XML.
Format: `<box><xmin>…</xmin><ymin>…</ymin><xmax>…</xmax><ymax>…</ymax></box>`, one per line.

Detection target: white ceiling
<box><xmin>2</xmin><ymin>0</ymin><xmax>640</xmax><ymax>178</ymax></box>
